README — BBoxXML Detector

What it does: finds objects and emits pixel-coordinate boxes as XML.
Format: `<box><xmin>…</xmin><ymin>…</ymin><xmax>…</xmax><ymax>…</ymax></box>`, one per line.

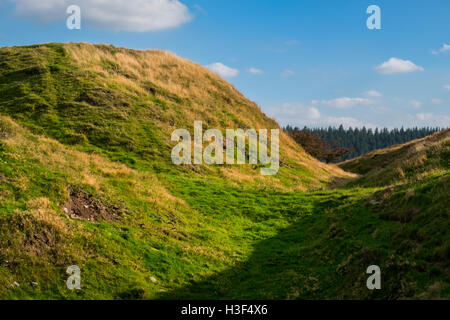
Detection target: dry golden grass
<box><xmin>62</xmin><ymin>43</ymin><xmax>352</xmax><ymax>189</ymax></box>
<box><xmin>26</xmin><ymin>197</ymin><xmax>69</xmax><ymax>233</ymax></box>
<box><xmin>339</xmin><ymin>129</ymin><xmax>450</xmax><ymax>186</ymax></box>
<box><xmin>183</xmin><ymin>244</ymin><xmax>228</xmax><ymax>262</ymax></box>
<box><xmin>0</xmin><ymin>42</ymin><xmax>352</xmax><ymax>190</ymax></box>
<box><xmin>0</xmin><ymin>115</ymin><xmax>187</xmax><ymax>217</ymax></box>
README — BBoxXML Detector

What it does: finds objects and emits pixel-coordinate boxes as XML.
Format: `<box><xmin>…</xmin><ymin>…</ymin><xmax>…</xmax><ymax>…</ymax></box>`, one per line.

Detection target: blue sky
<box><xmin>0</xmin><ymin>0</ymin><xmax>449</xmax><ymax>128</ymax></box>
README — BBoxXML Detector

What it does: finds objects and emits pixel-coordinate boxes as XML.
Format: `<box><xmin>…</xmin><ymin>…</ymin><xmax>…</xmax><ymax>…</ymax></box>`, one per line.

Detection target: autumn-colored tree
<box><xmin>322</xmin><ymin>139</ymin><xmax>353</xmax><ymax>163</ymax></box>
<box><xmin>289</xmin><ymin>129</ymin><xmax>325</xmax><ymax>159</ymax></box>
<box><xmin>286</xmin><ymin>128</ymin><xmax>352</xmax><ymax>163</ymax></box>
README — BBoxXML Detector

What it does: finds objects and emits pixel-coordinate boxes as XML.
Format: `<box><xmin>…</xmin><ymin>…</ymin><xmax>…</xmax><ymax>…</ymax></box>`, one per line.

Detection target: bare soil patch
<box><xmin>63</xmin><ymin>191</ymin><xmax>122</xmax><ymax>222</ymax></box>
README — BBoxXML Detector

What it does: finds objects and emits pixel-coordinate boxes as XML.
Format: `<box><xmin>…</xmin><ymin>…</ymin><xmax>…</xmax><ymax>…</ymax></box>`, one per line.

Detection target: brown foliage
<box><xmin>287</xmin><ymin>129</ymin><xmax>352</xmax><ymax>163</ymax></box>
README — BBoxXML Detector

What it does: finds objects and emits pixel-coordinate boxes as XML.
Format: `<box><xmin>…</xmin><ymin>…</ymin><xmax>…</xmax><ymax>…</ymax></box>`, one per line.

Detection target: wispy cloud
<box><xmin>375</xmin><ymin>57</ymin><xmax>424</xmax><ymax>75</ymax></box>
<box><xmin>431</xmin><ymin>99</ymin><xmax>443</xmax><ymax>105</ymax></box>
<box><xmin>321</xmin><ymin>97</ymin><xmax>373</xmax><ymax>109</ymax></box>
<box><xmin>431</xmin><ymin>43</ymin><xmax>450</xmax><ymax>55</ymax></box>
<box><xmin>248</xmin><ymin>68</ymin><xmax>263</xmax><ymax>75</ymax></box>
<box><xmin>266</xmin><ymin>103</ymin><xmax>319</xmax><ymax>125</ymax></box>
<box><xmin>444</xmin><ymin>85</ymin><xmax>450</xmax><ymax>91</ymax></box>
<box><xmin>269</xmin><ymin>103</ymin><xmax>321</xmax><ymax>120</ymax></box>
<box><xmin>206</xmin><ymin>62</ymin><xmax>239</xmax><ymax>78</ymax></box>
<box><xmin>321</xmin><ymin>117</ymin><xmax>376</xmax><ymax>129</ymax></box>
<box><xmin>364</xmin><ymin>90</ymin><xmax>382</xmax><ymax>97</ymax></box>
<box><xmin>410</xmin><ymin>100</ymin><xmax>422</xmax><ymax>109</ymax></box>
<box><xmin>281</xmin><ymin>70</ymin><xmax>295</xmax><ymax>77</ymax></box>
<box><xmin>416</xmin><ymin>113</ymin><xmax>450</xmax><ymax>127</ymax></box>
<box><xmin>193</xmin><ymin>4</ymin><xmax>206</xmax><ymax>15</ymax></box>
<box><xmin>5</xmin><ymin>0</ymin><xmax>192</xmax><ymax>32</ymax></box>
<box><xmin>266</xmin><ymin>102</ymin><xmax>374</xmax><ymax>128</ymax></box>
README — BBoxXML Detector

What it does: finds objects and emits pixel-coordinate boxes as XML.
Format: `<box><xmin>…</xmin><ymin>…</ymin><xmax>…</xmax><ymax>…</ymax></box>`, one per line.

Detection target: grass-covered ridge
<box><xmin>0</xmin><ymin>43</ymin><xmax>448</xmax><ymax>299</ymax></box>
<box><xmin>0</xmin><ymin>42</ymin><xmax>348</xmax><ymax>190</ymax></box>
<box><xmin>339</xmin><ymin>129</ymin><xmax>450</xmax><ymax>187</ymax></box>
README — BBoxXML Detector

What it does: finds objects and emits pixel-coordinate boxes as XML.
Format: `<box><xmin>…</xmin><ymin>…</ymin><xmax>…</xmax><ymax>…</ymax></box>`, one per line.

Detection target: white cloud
<box><xmin>444</xmin><ymin>85</ymin><xmax>450</xmax><ymax>91</ymax></box>
<box><xmin>322</xmin><ymin>117</ymin><xmax>376</xmax><ymax>129</ymax></box>
<box><xmin>364</xmin><ymin>90</ymin><xmax>382</xmax><ymax>97</ymax></box>
<box><xmin>6</xmin><ymin>0</ymin><xmax>192</xmax><ymax>32</ymax></box>
<box><xmin>410</xmin><ymin>100</ymin><xmax>422</xmax><ymax>109</ymax></box>
<box><xmin>268</xmin><ymin>100</ymin><xmax>450</xmax><ymax>129</ymax></box>
<box><xmin>321</xmin><ymin>97</ymin><xmax>373</xmax><ymax>109</ymax></box>
<box><xmin>416</xmin><ymin>113</ymin><xmax>433</xmax><ymax>121</ymax></box>
<box><xmin>248</xmin><ymin>68</ymin><xmax>263</xmax><ymax>75</ymax></box>
<box><xmin>431</xmin><ymin>44</ymin><xmax>450</xmax><ymax>55</ymax></box>
<box><xmin>267</xmin><ymin>103</ymin><xmax>321</xmax><ymax>121</ymax></box>
<box><xmin>375</xmin><ymin>57</ymin><xmax>424</xmax><ymax>75</ymax></box>
<box><xmin>370</xmin><ymin>106</ymin><xmax>391</xmax><ymax>115</ymax></box>
<box><xmin>415</xmin><ymin>113</ymin><xmax>450</xmax><ymax>127</ymax></box>
<box><xmin>431</xmin><ymin>99</ymin><xmax>443</xmax><ymax>105</ymax></box>
<box><xmin>193</xmin><ymin>4</ymin><xmax>206</xmax><ymax>14</ymax></box>
<box><xmin>281</xmin><ymin>70</ymin><xmax>295</xmax><ymax>77</ymax></box>
<box><xmin>307</xmin><ymin>107</ymin><xmax>321</xmax><ymax>119</ymax></box>
<box><xmin>206</xmin><ymin>62</ymin><xmax>239</xmax><ymax>78</ymax></box>
<box><xmin>265</xmin><ymin>103</ymin><xmax>375</xmax><ymax>129</ymax></box>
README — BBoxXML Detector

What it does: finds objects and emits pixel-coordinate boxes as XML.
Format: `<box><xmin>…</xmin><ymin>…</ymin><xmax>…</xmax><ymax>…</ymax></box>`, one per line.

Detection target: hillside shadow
<box><xmin>329</xmin><ymin>174</ymin><xmax>360</xmax><ymax>189</ymax></box>
<box><xmin>158</xmin><ymin>194</ymin><xmax>392</xmax><ymax>300</ymax></box>
<box><xmin>160</xmin><ymin>217</ymin><xmax>322</xmax><ymax>299</ymax></box>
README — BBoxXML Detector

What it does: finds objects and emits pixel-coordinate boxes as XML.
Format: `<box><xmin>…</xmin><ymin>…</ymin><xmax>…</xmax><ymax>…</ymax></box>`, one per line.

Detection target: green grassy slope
<box><xmin>1</xmin><ymin>117</ymin><xmax>447</xmax><ymax>299</ymax></box>
<box><xmin>0</xmin><ymin>43</ymin><xmax>348</xmax><ymax>190</ymax></box>
<box><xmin>162</xmin><ymin>172</ymin><xmax>449</xmax><ymax>299</ymax></box>
<box><xmin>0</xmin><ymin>114</ymin><xmax>329</xmax><ymax>299</ymax></box>
<box><xmin>0</xmin><ymin>43</ymin><xmax>448</xmax><ymax>299</ymax></box>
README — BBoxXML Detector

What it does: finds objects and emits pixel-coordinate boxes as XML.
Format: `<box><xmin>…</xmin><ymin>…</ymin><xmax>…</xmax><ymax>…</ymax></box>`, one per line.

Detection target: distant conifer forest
<box><xmin>284</xmin><ymin>125</ymin><xmax>444</xmax><ymax>162</ymax></box>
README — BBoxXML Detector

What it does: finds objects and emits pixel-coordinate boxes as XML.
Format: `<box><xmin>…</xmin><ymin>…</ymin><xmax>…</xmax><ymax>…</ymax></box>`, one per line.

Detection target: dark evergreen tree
<box><xmin>284</xmin><ymin>125</ymin><xmax>444</xmax><ymax>162</ymax></box>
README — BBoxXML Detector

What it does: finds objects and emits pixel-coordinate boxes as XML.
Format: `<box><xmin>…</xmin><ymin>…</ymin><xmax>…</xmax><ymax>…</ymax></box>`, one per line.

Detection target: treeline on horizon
<box><xmin>284</xmin><ymin>125</ymin><xmax>444</xmax><ymax>162</ymax></box>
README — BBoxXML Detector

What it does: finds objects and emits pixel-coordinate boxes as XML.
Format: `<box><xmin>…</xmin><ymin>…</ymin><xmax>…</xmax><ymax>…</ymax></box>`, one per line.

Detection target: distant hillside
<box><xmin>339</xmin><ymin>129</ymin><xmax>450</xmax><ymax>187</ymax></box>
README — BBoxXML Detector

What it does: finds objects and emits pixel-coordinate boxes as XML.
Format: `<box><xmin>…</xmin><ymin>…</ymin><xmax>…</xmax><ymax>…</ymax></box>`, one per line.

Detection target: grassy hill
<box><xmin>0</xmin><ymin>43</ymin><xmax>448</xmax><ymax>299</ymax></box>
<box><xmin>0</xmin><ymin>42</ymin><xmax>348</xmax><ymax>190</ymax></box>
<box><xmin>339</xmin><ymin>129</ymin><xmax>450</xmax><ymax>187</ymax></box>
